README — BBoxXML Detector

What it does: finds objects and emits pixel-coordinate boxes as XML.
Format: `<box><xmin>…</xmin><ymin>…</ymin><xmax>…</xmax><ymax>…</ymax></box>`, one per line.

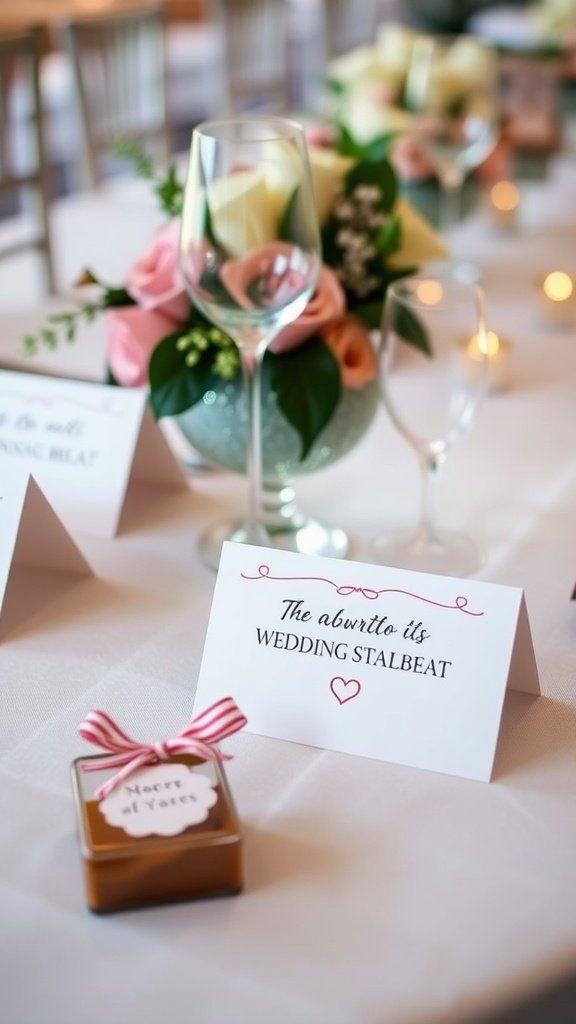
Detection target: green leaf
<box><xmin>446</xmin><ymin>94</ymin><xmax>467</xmax><ymax>119</ymax></box>
<box><xmin>102</xmin><ymin>286</ymin><xmax>135</xmax><ymax>309</ymax></box>
<box><xmin>347</xmin><ymin>298</ymin><xmax>384</xmax><ymax>331</ymax></box>
<box><xmin>326</xmin><ymin>77</ymin><xmax>345</xmax><ymax>96</ymax></box>
<box><xmin>278</xmin><ymin>186</ymin><xmax>300</xmax><ymax>242</ymax></box>
<box><xmin>392</xmin><ymin>304</ymin><xmax>431</xmax><ymax>357</ymax></box>
<box><xmin>345</xmin><ymin>157</ymin><xmax>397</xmax><ymax>212</ymax></box>
<box><xmin>202</xmin><ymin>196</ymin><xmax>221</xmax><ymax>249</ymax></box>
<box><xmin>22</xmin><ymin>334</ymin><xmax>37</xmax><ymax>355</ymax></box>
<box><xmin>375</xmin><ymin>215</ymin><xmax>402</xmax><ymax>258</ymax></box>
<box><xmin>148</xmin><ymin>331</ymin><xmax>222</xmax><ymax>418</ymax></box>
<box><xmin>354</xmin><ymin>134</ymin><xmax>396</xmax><ymax>164</ymax></box>
<box><xmin>112</xmin><ymin>139</ymin><xmax>184</xmax><ymax>217</ymax></box>
<box><xmin>112</xmin><ymin>138</ymin><xmax>154</xmax><ymax>179</ymax></box>
<box><xmin>335</xmin><ymin>123</ymin><xmax>362</xmax><ymax>158</ymax></box>
<box><xmin>266</xmin><ymin>336</ymin><xmax>341</xmax><ymax>460</ymax></box>
<box><xmin>335</xmin><ymin>124</ymin><xmax>397</xmax><ymax>165</ymax></box>
<box><xmin>154</xmin><ymin>164</ymin><xmax>184</xmax><ymax>217</ymax></box>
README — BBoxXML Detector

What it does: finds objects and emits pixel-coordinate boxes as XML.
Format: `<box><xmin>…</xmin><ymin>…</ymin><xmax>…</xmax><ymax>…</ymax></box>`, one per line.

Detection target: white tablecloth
<box><xmin>1</xmin><ymin>152</ymin><xmax>576</xmax><ymax>1024</ymax></box>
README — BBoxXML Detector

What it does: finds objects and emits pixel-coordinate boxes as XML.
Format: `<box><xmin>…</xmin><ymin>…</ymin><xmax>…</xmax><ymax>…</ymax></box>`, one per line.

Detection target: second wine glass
<box><xmin>179</xmin><ymin>116</ymin><xmax>321</xmax><ymax>566</ymax></box>
<box><xmin>405</xmin><ymin>34</ymin><xmax>499</xmax><ymax>281</ymax></box>
<box><xmin>372</xmin><ymin>276</ymin><xmax>489</xmax><ymax>578</ymax></box>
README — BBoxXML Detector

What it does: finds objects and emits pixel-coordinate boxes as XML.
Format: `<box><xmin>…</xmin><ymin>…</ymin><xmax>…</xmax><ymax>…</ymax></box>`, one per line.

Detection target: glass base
<box><xmin>198</xmin><ymin>479</ymin><xmax>350</xmax><ymax>570</ymax></box>
<box><xmin>198</xmin><ymin>517</ymin><xmax>349</xmax><ymax>571</ymax></box>
<box><xmin>371</xmin><ymin>527</ymin><xmax>483</xmax><ymax>578</ymax></box>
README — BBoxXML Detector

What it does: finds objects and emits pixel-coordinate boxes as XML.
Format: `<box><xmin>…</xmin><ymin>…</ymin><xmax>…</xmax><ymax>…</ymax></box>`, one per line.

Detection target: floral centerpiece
<box><xmin>23</xmin><ymin>133</ymin><xmax>444</xmax><ymax>473</ymax></box>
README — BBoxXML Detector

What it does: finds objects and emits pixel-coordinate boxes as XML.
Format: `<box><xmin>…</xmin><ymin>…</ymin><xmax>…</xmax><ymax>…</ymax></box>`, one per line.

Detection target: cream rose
<box><xmin>198</xmin><ymin>152</ymin><xmax>323</xmax><ymax>258</ymax></box>
<box><xmin>326</xmin><ymin>45</ymin><xmax>384</xmax><ymax>87</ymax></box>
<box><xmin>338</xmin><ymin>91</ymin><xmax>415</xmax><ymax>145</ymax></box>
<box><xmin>388</xmin><ymin>197</ymin><xmax>448</xmax><ymax>268</ymax></box>
<box><xmin>200</xmin><ymin>168</ymin><xmax>278</xmax><ymax>257</ymax></box>
<box><xmin>307</xmin><ymin>145</ymin><xmax>355</xmax><ymax>225</ymax></box>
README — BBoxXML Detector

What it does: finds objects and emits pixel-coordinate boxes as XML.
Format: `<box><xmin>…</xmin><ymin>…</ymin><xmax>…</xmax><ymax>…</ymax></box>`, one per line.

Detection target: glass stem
<box><xmin>418</xmin><ymin>451</ymin><xmax>442</xmax><ymax>543</ymax></box>
<box><xmin>239</xmin><ymin>345</ymin><xmax>269</xmax><ymax>546</ymax></box>
<box><xmin>438</xmin><ymin>168</ymin><xmax>464</xmax><ymax>238</ymax></box>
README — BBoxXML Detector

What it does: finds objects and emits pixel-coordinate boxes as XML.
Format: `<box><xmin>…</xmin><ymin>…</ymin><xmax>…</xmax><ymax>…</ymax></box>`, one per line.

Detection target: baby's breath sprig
<box><xmin>175</xmin><ymin>324</ymin><xmax>239</xmax><ymax>379</ymax></box>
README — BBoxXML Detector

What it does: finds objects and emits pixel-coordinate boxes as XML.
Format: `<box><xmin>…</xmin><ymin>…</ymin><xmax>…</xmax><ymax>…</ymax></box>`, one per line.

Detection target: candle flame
<box><xmin>543</xmin><ymin>271</ymin><xmax>573</xmax><ymax>303</ymax></box>
<box><xmin>467</xmin><ymin>329</ymin><xmax>501</xmax><ymax>359</ymax></box>
<box><xmin>490</xmin><ymin>181</ymin><xmax>520</xmax><ymax>212</ymax></box>
<box><xmin>416</xmin><ymin>279</ymin><xmax>443</xmax><ymax>305</ymax></box>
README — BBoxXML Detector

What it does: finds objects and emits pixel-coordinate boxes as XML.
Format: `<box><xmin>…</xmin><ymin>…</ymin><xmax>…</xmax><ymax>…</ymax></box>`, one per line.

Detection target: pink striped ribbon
<box><xmin>78</xmin><ymin>697</ymin><xmax>247</xmax><ymax>800</ymax></box>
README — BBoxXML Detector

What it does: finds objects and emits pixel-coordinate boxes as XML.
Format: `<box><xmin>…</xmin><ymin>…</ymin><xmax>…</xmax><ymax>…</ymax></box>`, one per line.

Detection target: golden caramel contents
<box><xmin>72</xmin><ymin>755</ymin><xmax>243</xmax><ymax>913</ymax></box>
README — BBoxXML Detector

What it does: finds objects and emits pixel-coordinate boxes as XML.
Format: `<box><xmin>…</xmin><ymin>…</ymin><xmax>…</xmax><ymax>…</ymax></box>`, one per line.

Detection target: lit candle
<box><xmin>537</xmin><ymin>271</ymin><xmax>575</xmax><ymax>327</ymax></box>
<box><xmin>461</xmin><ymin>329</ymin><xmax>512</xmax><ymax>393</ymax></box>
<box><xmin>488</xmin><ymin>180</ymin><xmax>520</xmax><ymax>233</ymax></box>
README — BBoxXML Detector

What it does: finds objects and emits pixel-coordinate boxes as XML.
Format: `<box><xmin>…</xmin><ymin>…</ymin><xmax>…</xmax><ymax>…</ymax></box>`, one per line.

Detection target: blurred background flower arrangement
<box><xmin>531</xmin><ymin>0</ymin><xmax>576</xmax><ymax>49</ymax></box>
<box><xmin>322</xmin><ymin>22</ymin><xmax>499</xmax><ymax>185</ymax></box>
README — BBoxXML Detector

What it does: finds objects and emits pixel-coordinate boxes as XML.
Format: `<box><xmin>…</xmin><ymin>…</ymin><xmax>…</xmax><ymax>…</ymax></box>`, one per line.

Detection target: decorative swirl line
<box><xmin>0</xmin><ymin>390</ymin><xmax>124</xmax><ymax>416</ymax></box>
<box><xmin>240</xmin><ymin>563</ymin><xmax>484</xmax><ymax>616</ymax></box>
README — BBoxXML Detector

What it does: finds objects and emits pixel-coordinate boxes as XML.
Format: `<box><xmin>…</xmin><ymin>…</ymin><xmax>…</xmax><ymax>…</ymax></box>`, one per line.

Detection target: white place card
<box><xmin>0</xmin><ymin>470</ymin><xmax>93</xmax><ymax>639</ymax></box>
<box><xmin>0</xmin><ymin>370</ymin><xmax>187</xmax><ymax>538</ymax></box>
<box><xmin>195</xmin><ymin>543</ymin><xmax>540</xmax><ymax>782</ymax></box>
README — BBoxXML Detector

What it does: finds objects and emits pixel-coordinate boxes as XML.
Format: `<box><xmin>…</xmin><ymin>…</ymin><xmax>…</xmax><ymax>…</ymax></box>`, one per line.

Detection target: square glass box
<box><xmin>71</xmin><ymin>753</ymin><xmax>243</xmax><ymax>913</ymax></box>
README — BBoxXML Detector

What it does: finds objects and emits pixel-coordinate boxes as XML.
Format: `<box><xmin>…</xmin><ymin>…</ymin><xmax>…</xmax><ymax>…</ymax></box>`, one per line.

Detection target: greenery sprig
<box><xmin>20</xmin><ymin>270</ymin><xmax>134</xmax><ymax>357</ymax></box>
<box><xmin>113</xmin><ymin>139</ymin><xmax>184</xmax><ymax>217</ymax></box>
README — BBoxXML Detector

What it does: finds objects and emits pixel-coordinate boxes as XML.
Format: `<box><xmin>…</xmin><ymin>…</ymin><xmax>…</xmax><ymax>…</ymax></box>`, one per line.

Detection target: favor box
<box><xmin>71</xmin><ymin>753</ymin><xmax>243</xmax><ymax>913</ymax></box>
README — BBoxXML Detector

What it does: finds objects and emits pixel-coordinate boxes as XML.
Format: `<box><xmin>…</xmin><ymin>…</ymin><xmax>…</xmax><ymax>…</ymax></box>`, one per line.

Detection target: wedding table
<box><xmin>1</xmin><ymin>146</ymin><xmax>576</xmax><ymax>1024</ymax></box>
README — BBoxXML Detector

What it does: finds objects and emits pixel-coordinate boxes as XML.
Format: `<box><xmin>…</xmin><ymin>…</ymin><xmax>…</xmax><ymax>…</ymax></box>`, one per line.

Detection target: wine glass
<box><xmin>405</xmin><ymin>34</ymin><xmax>499</xmax><ymax>281</ymax></box>
<box><xmin>179</xmin><ymin>116</ymin><xmax>321</xmax><ymax>567</ymax></box>
<box><xmin>372</xmin><ymin>276</ymin><xmax>488</xmax><ymax>578</ymax></box>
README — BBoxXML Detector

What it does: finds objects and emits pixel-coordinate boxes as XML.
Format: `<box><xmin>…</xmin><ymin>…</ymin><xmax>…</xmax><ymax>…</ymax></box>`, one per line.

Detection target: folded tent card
<box><xmin>195</xmin><ymin>543</ymin><xmax>540</xmax><ymax>783</ymax></box>
<box><xmin>0</xmin><ymin>469</ymin><xmax>93</xmax><ymax>639</ymax></box>
<box><xmin>0</xmin><ymin>369</ymin><xmax>187</xmax><ymax>538</ymax></box>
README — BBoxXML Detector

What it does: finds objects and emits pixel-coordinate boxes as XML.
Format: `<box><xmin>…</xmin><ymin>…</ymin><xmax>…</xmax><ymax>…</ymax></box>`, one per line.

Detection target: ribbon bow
<box><xmin>78</xmin><ymin>697</ymin><xmax>247</xmax><ymax>800</ymax></box>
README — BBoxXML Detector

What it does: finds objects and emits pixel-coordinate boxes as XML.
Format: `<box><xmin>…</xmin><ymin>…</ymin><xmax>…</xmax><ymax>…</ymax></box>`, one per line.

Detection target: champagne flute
<box><xmin>405</xmin><ymin>34</ymin><xmax>499</xmax><ymax>281</ymax></box>
<box><xmin>179</xmin><ymin>116</ymin><xmax>321</xmax><ymax>567</ymax></box>
<box><xmin>372</xmin><ymin>276</ymin><xmax>488</xmax><ymax>577</ymax></box>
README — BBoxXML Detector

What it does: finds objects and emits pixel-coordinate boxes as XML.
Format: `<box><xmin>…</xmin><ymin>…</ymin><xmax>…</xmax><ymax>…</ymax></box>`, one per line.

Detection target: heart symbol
<box><xmin>330</xmin><ymin>676</ymin><xmax>361</xmax><ymax>705</ymax></box>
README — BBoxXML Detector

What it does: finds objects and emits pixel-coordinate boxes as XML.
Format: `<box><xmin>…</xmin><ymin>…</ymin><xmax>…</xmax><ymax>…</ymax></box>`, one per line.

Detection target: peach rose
<box><xmin>321</xmin><ymin>315</ymin><xmax>377</xmax><ymax>390</ymax></box>
<box><xmin>105</xmin><ymin>306</ymin><xmax>178</xmax><ymax>387</ymax></box>
<box><xmin>269</xmin><ymin>266</ymin><xmax>346</xmax><ymax>354</ymax></box>
<box><xmin>126</xmin><ymin>219</ymin><xmax>189</xmax><ymax>322</ymax></box>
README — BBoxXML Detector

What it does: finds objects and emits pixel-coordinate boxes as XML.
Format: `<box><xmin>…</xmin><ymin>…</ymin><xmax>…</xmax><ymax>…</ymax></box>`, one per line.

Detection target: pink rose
<box><xmin>105</xmin><ymin>306</ymin><xmax>177</xmax><ymax>387</ymax></box>
<box><xmin>321</xmin><ymin>316</ymin><xmax>377</xmax><ymax>390</ymax></box>
<box><xmin>220</xmin><ymin>241</ymin><xmax>311</xmax><ymax>315</ymax></box>
<box><xmin>269</xmin><ymin>266</ymin><xmax>346</xmax><ymax>354</ymax></box>
<box><xmin>125</xmin><ymin>219</ymin><xmax>189</xmax><ymax>322</ymax></box>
